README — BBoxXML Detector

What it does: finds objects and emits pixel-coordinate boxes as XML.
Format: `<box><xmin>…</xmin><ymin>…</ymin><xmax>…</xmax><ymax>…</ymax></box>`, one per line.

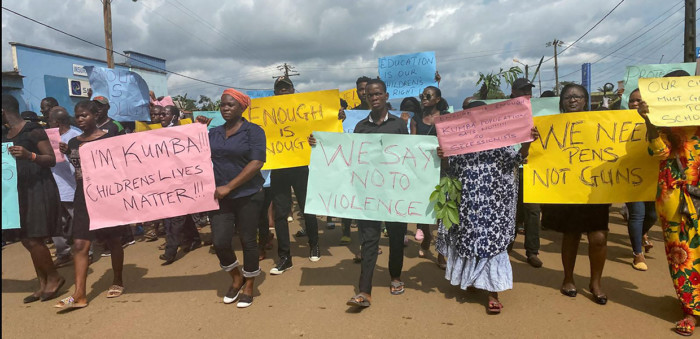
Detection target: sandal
<box><xmin>644</xmin><ymin>240</ymin><xmax>654</xmax><ymax>253</ymax></box>
<box><xmin>488</xmin><ymin>300</ymin><xmax>503</xmax><ymax>314</ymax></box>
<box><xmin>107</xmin><ymin>285</ymin><xmax>124</xmax><ymax>298</ymax></box>
<box><xmin>390</xmin><ymin>281</ymin><xmax>405</xmax><ymax>295</ymax></box>
<box><xmin>676</xmin><ymin>318</ymin><xmax>696</xmax><ymax>336</ymax></box>
<box><xmin>346</xmin><ymin>294</ymin><xmax>371</xmax><ymax>307</ymax></box>
<box><xmin>54</xmin><ymin>296</ymin><xmax>88</xmax><ymax>309</ymax></box>
<box><xmin>158</xmin><ymin>242</ymin><xmax>167</xmax><ymax>250</ymax></box>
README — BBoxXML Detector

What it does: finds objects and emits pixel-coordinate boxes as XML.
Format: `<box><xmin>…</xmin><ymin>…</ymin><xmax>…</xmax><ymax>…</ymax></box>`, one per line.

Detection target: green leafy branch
<box><xmin>429</xmin><ymin>176</ymin><xmax>462</xmax><ymax>230</ymax></box>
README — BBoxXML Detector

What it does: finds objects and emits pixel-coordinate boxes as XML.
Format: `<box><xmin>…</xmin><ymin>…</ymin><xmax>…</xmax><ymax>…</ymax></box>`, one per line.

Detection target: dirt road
<box><xmin>1</xmin><ymin>207</ymin><xmax>683</xmax><ymax>338</ymax></box>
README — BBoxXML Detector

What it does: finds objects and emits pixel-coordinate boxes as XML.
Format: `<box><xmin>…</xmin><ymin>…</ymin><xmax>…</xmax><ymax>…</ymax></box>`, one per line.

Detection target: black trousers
<box><xmin>258</xmin><ymin>187</ymin><xmax>273</xmax><ymax>244</ymax></box>
<box><xmin>358</xmin><ymin>220</ymin><xmax>406</xmax><ymax>295</ymax></box>
<box><xmin>164</xmin><ymin>215</ymin><xmax>200</xmax><ymax>259</ymax></box>
<box><xmin>210</xmin><ymin>190</ymin><xmax>263</xmax><ymax>276</ymax></box>
<box><xmin>516</xmin><ymin>168</ymin><xmax>541</xmax><ymax>256</ymax></box>
<box><xmin>270</xmin><ymin>166</ymin><xmax>318</xmax><ymax>259</ymax></box>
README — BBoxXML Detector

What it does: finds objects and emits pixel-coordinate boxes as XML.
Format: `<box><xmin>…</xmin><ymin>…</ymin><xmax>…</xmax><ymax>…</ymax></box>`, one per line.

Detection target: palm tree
<box><xmin>475</xmin><ymin>66</ymin><xmax>523</xmax><ymax>100</ymax></box>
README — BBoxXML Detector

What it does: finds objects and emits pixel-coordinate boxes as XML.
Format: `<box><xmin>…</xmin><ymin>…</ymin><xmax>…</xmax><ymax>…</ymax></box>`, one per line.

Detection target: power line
<box><xmin>540</xmin><ymin>0</ymin><xmax>626</xmax><ymax>65</ymax></box>
<box><xmin>1</xmin><ymin>6</ymin><xmax>271</xmax><ymax>91</ymax></box>
<box><xmin>544</xmin><ymin>3</ymin><xmax>687</xmax><ymax>83</ymax></box>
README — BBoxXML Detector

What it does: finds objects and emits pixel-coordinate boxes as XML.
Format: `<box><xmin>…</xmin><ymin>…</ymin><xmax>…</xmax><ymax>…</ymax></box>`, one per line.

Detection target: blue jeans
<box><xmin>625</xmin><ymin>201</ymin><xmax>657</xmax><ymax>254</ymax></box>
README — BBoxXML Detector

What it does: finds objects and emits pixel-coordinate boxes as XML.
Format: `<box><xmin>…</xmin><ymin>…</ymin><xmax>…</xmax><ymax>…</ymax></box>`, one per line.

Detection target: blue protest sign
<box><xmin>378</xmin><ymin>51</ymin><xmax>438</xmax><ymax>99</ymax></box>
<box><xmin>85</xmin><ymin>66</ymin><xmax>150</xmax><ymax>121</ymax></box>
<box><xmin>193</xmin><ymin>111</ymin><xmax>225</xmax><ymax>130</ymax></box>
<box><xmin>246</xmin><ymin>90</ymin><xmax>275</xmax><ymax>99</ymax></box>
<box><xmin>2</xmin><ymin>143</ymin><xmax>21</xmax><ymax>229</ymax></box>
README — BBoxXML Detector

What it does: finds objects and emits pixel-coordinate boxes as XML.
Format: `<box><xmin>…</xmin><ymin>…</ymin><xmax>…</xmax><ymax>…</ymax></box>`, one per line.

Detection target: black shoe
<box><xmin>527</xmin><ymin>255</ymin><xmax>543</xmax><ymax>268</ymax></box>
<box><xmin>309</xmin><ymin>245</ymin><xmax>321</xmax><ymax>262</ymax></box>
<box><xmin>270</xmin><ymin>256</ymin><xmax>293</xmax><ymax>275</ymax></box>
<box><xmin>295</xmin><ymin>229</ymin><xmax>307</xmax><ymax>237</ymax></box>
<box><xmin>183</xmin><ymin>240</ymin><xmax>202</xmax><ymax>253</ymax></box>
<box><xmin>159</xmin><ymin>254</ymin><xmax>175</xmax><ymax>265</ymax></box>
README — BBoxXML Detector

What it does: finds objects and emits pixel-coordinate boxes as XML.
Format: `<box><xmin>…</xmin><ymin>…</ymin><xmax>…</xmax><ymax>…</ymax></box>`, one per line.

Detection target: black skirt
<box><xmin>541</xmin><ymin>204</ymin><xmax>610</xmax><ymax>234</ymax></box>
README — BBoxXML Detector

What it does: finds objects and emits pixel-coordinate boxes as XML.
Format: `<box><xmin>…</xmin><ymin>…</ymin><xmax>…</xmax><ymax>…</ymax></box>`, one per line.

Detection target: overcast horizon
<box><xmin>2</xmin><ymin>0</ymin><xmax>697</xmax><ymax>107</ymax></box>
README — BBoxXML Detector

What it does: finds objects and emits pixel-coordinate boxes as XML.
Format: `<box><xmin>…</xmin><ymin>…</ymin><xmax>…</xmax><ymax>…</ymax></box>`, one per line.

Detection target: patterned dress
<box><xmin>436</xmin><ymin>146</ymin><xmax>521</xmax><ymax>292</ymax></box>
<box><xmin>650</xmin><ymin>127</ymin><xmax>700</xmax><ymax>315</ymax></box>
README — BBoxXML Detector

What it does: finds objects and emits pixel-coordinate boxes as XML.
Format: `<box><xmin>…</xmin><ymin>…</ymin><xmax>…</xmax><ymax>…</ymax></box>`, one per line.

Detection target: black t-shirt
<box><xmin>67</xmin><ymin>132</ymin><xmax>113</xmax><ymax>181</ymax></box>
<box><xmin>97</xmin><ymin>118</ymin><xmax>125</xmax><ymax>136</ymax></box>
<box><xmin>353</xmin><ymin>112</ymin><xmax>408</xmax><ymax>135</ymax></box>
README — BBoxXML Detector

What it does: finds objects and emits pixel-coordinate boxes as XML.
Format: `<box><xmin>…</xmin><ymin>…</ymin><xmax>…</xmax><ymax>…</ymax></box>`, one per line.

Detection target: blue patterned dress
<box><xmin>436</xmin><ymin>146</ymin><xmax>521</xmax><ymax>292</ymax></box>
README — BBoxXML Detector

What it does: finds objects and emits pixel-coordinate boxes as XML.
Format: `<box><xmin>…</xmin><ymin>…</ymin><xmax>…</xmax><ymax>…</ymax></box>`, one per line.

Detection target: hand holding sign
<box><xmin>639</xmin><ymin>76</ymin><xmax>700</xmax><ymax>127</ymax></box>
<box><xmin>434</xmin><ymin>97</ymin><xmax>534</xmax><ymax>156</ymax></box>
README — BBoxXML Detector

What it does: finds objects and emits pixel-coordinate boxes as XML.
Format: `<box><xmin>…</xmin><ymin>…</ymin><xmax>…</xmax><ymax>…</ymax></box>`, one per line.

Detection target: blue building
<box><xmin>3</xmin><ymin>42</ymin><xmax>168</xmax><ymax>117</ymax></box>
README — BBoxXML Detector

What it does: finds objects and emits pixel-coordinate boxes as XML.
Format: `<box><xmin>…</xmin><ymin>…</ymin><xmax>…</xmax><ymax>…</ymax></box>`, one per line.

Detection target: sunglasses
<box><xmin>419</xmin><ymin>93</ymin><xmax>433</xmax><ymax>100</ymax></box>
<box><xmin>563</xmin><ymin>95</ymin><xmax>585</xmax><ymax>101</ymax></box>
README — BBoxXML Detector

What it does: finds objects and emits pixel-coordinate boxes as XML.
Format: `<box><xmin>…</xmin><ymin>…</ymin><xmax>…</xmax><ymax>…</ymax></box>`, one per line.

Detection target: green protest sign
<box><xmin>483</xmin><ymin>97</ymin><xmax>559</xmax><ymax>117</ymax></box>
<box><xmin>2</xmin><ymin>143</ymin><xmax>21</xmax><ymax>229</ymax></box>
<box><xmin>305</xmin><ymin>132</ymin><xmax>440</xmax><ymax>224</ymax></box>
<box><xmin>621</xmin><ymin>63</ymin><xmax>696</xmax><ymax>109</ymax></box>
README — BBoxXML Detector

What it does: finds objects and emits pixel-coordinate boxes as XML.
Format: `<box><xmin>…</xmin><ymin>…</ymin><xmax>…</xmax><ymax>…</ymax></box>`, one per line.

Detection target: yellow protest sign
<box><xmin>134</xmin><ymin>119</ymin><xmax>192</xmax><ymax>132</ymax></box>
<box><xmin>640</xmin><ymin>76</ymin><xmax>700</xmax><ymax>127</ymax></box>
<box><xmin>340</xmin><ymin>88</ymin><xmax>362</xmax><ymax>109</ymax></box>
<box><xmin>524</xmin><ymin>110</ymin><xmax>658</xmax><ymax>204</ymax></box>
<box><xmin>245</xmin><ymin>89</ymin><xmax>342</xmax><ymax>170</ymax></box>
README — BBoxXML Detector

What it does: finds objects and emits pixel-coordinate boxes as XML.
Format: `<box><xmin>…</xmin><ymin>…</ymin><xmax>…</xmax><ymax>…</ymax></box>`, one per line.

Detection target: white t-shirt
<box><xmin>51</xmin><ymin>127</ymin><xmax>81</xmax><ymax>202</ymax></box>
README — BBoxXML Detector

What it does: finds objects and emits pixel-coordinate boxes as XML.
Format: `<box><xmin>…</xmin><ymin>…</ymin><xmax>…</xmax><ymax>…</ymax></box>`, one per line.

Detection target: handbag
<box><xmin>675</xmin><ymin>156</ymin><xmax>700</xmax><ymax>219</ymax></box>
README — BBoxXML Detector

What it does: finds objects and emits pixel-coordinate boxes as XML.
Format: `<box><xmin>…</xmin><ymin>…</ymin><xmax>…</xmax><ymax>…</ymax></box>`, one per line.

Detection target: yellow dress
<box><xmin>650</xmin><ymin>127</ymin><xmax>700</xmax><ymax>315</ymax></box>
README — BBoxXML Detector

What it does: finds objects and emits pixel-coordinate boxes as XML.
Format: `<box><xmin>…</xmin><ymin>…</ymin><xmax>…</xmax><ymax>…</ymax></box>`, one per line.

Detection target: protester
<box><xmin>351</xmin><ymin>76</ymin><xmax>372</xmax><ymax>110</ymax></box>
<box><xmin>637</xmin><ymin>70</ymin><xmax>699</xmax><ymax>336</ymax></box>
<box><xmin>46</xmin><ymin>106</ymin><xmax>87</xmax><ymax>268</ymax></box>
<box><xmin>436</xmin><ymin>100</ymin><xmax>538</xmax><ymax>314</ymax></box>
<box><xmin>410</xmin><ymin>87</ymin><xmax>449</xmax><ymax>259</ymax></box>
<box><xmin>310</xmin><ymin>78</ymin><xmax>409</xmax><ymax>308</ymax></box>
<box><xmin>268</xmin><ymin>76</ymin><xmax>322</xmax><ymax>274</ymax></box>
<box><xmin>540</xmin><ymin>83</ymin><xmax>610</xmax><ymax>305</ymax></box>
<box><xmin>150</xmin><ymin>105</ymin><xmax>164</xmax><ymax>125</ymax></box>
<box><xmin>510</xmin><ymin>78</ymin><xmax>543</xmax><ymax>268</ymax></box>
<box><xmin>158</xmin><ymin>105</ymin><xmax>202</xmax><ymax>265</ymax></box>
<box><xmin>39</xmin><ymin>97</ymin><xmax>59</xmax><ymax>119</ymax></box>
<box><xmin>55</xmin><ymin>100</ymin><xmax>126</xmax><ymax>309</ymax></box>
<box><xmin>624</xmin><ymin>89</ymin><xmax>657</xmax><ymax>271</ymax></box>
<box><xmin>92</xmin><ymin>96</ymin><xmax>126</xmax><ymax>136</ymax></box>
<box><xmin>196</xmin><ymin>88</ymin><xmax>265</xmax><ymax>308</ymax></box>
<box><xmin>2</xmin><ymin>94</ymin><xmax>64</xmax><ymax>304</ymax></box>
<box><xmin>540</xmin><ymin>90</ymin><xmax>556</xmax><ymax>98</ymax></box>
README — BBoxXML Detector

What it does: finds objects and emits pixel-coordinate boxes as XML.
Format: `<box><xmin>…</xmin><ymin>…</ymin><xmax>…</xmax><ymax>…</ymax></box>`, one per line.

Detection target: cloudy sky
<box><xmin>1</xmin><ymin>0</ymin><xmax>697</xmax><ymax>106</ymax></box>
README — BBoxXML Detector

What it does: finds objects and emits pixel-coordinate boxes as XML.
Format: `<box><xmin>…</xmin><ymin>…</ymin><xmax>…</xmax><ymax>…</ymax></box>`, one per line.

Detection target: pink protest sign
<box><xmin>45</xmin><ymin>128</ymin><xmax>65</xmax><ymax>163</ymax></box>
<box><xmin>434</xmin><ymin>96</ymin><xmax>534</xmax><ymax>156</ymax></box>
<box><xmin>78</xmin><ymin>123</ymin><xmax>219</xmax><ymax>230</ymax></box>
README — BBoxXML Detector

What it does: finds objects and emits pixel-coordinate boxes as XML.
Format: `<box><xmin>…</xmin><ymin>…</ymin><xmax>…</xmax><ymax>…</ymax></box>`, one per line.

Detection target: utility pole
<box><xmin>685</xmin><ymin>0</ymin><xmax>697</xmax><ymax>62</ymax></box>
<box><xmin>546</xmin><ymin>39</ymin><xmax>564</xmax><ymax>95</ymax></box>
<box><xmin>272</xmin><ymin>63</ymin><xmax>300</xmax><ymax>79</ymax></box>
<box><xmin>103</xmin><ymin>0</ymin><xmax>114</xmax><ymax>68</ymax></box>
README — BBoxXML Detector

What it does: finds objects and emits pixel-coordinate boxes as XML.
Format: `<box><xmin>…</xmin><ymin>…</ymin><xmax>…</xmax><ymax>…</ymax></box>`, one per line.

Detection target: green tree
<box><xmin>475</xmin><ymin>66</ymin><xmax>522</xmax><ymax>100</ymax></box>
<box><xmin>173</xmin><ymin>93</ymin><xmax>197</xmax><ymax>111</ymax></box>
<box><xmin>197</xmin><ymin>95</ymin><xmax>220</xmax><ymax>111</ymax></box>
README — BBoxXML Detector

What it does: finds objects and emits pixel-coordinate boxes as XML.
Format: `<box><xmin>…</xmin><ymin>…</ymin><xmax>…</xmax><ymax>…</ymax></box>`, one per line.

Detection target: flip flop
<box><xmin>676</xmin><ymin>318</ymin><xmax>696</xmax><ymax>336</ymax></box>
<box><xmin>346</xmin><ymin>294</ymin><xmax>370</xmax><ymax>307</ymax></box>
<box><xmin>106</xmin><ymin>285</ymin><xmax>125</xmax><ymax>298</ymax></box>
<box><xmin>488</xmin><ymin>300</ymin><xmax>503</xmax><ymax>314</ymax></box>
<box><xmin>390</xmin><ymin>281</ymin><xmax>405</xmax><ymax>295</ymax></box>
<box><xmin>54</xmin><ymin>296</ymin><xmax>88</xmax><ymax>309</ymax></box>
